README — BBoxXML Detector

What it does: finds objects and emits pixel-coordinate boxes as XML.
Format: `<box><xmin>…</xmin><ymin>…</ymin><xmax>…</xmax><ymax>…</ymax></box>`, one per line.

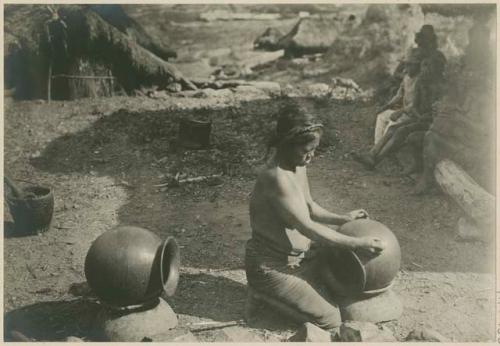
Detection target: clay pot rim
<box><xmin>160</xmin><ymin>236</ymin><xmax>180</xmax><ymax>297</ymax></box>
<box><xmin>346</xmin><ymin>249</ymin><xmax>367</xmax><ymax>292</ymax></box>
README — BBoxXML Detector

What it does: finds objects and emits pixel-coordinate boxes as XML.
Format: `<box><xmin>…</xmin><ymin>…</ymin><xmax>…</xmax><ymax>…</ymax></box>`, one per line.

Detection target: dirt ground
<box><xmin>3</xmin><ymin>92</ymin><xmax>495</xmax><ymax>342</ymax></box>
<box><xmin>3</xmin><ymin>5</ymin><xmax>496</xmax><ymax>342</ymax></box>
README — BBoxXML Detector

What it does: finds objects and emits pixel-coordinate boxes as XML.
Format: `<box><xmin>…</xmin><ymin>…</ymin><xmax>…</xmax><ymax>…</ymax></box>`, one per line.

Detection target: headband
<box><xmin>277</xmin><ymin>123</ymin><xmax>323</xmax><ymax>146</ymax></box>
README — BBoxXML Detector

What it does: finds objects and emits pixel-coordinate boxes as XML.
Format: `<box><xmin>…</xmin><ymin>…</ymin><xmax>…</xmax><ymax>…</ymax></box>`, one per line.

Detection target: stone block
<box><xmin>340</xmin><ymin>321</ymin><xmax>396</xmax><ymax>342</ymax></box>
<box><xmin>101</xmin><ymin>298</ymin><xmax>178</xmax><ymax>342</ymax></box>
<box><xmin>288</xmin><ymin>322</ymin><xmax>332</xmax><ymax>342</ymax></box>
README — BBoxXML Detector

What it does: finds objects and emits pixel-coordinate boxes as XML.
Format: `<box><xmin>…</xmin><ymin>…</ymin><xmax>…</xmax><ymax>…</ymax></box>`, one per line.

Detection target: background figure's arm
<box><xmin>384</xmin><ymin>81</ymin><xmax>404</xmax><ymax>109</ymax></box>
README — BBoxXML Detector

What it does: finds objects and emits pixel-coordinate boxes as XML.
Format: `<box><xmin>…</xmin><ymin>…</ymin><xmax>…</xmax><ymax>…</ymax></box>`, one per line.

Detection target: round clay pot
<box><xmin>85</xmin><ymin>226</ymin><xmax>180</xmax><ymax>308</ymax></box>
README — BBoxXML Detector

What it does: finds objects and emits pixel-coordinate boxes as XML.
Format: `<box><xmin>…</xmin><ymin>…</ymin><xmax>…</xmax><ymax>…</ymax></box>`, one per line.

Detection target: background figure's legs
<box><xmin>376</xmin><ymin>122</ymin><xmax>429</xmax><ymax>162</ymax></box>
<box><xmin>414</xmin><ymin>131</ymin><xmax>439</xmax><ymax>194</ymax></box>
<box><xmin>403</xmin><ymin>130</ymin><xmax>427</xmax><ymax>175</ymax></box>
<box><xmin>374</xmin><ymin>110</ymin><xmax>395</xmax><ymax>144</ymax></box>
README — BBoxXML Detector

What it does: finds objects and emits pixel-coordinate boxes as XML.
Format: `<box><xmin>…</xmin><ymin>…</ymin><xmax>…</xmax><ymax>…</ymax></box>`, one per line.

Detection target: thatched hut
<box><xmin>88</xmin><ymin>5</ymin><xmax>176</xmax><ymax>61</ymax></box>
<box><xmin>4</xmin><ymin>5</ymin><xmax>195</xmax><ymax>100</ymax></box>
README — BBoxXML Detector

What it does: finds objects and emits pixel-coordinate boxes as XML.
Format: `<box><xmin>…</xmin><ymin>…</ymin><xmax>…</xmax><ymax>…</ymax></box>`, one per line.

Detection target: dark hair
<box><xmin>265</xmin><ymin>101</ymin><xmax>322</xmax><ymax>158</ymax></box>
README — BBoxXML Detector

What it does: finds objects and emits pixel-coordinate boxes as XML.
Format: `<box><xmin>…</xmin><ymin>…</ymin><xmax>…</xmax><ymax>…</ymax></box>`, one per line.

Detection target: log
<box><xmin>434</xmin><ymin>159</ymin><xmax>495</xmax><ymax>227</ymax></box>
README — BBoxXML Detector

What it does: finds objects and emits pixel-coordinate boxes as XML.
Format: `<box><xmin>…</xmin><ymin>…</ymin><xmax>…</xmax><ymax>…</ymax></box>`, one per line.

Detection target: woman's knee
<box><xmin>314</xmin><ymin>305</ymin><xmax>342</xmax><ymax>329</ymax></box>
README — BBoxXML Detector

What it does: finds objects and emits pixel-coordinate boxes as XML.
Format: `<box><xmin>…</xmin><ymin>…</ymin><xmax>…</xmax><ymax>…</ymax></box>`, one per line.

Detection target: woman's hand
<box><xmin>348</xmin><ymin>209</ymin><xmax>369</xmax><ymax>221</ymax></box>
<box><xmin>357</xmin><ymin>236</ymin><xmax>385</xmax><ymax>254</ymax></box>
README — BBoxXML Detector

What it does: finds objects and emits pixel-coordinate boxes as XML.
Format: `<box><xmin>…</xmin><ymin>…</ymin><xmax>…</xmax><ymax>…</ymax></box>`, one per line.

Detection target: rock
<box><xmin>306</xmin><ymin>83</ymin><xmax>331</xmax><ymax>98</ymax></box>
<box><xmin>279</xmin><ymin>17</ymin><xmax>340</xmax><ymax>57</ymax></box>
<box><xmin>232</xmin><ymin>85</ymin><xmax>270</xmax><ymax>100</ymax></box>
<box><xmin>302</xmin><ymin>67</ymin><xmax>330</xmax><ymax>78</ymax></box>
<box><xmin>166</xmin><ymin>83</ymin><xmax>182</xmax><ymax>93</ymax></box>
<box><xmin>222</xmin><ymin>326</ymin><xmax>264</xmax><ymax>342</ymax></box>
<box><xmin>405</xmin><ymin>327</ymin><xmax>451</xmax><ymax>342</ymax></box>
<box><xmin>254</xmin><ymin>27</ymin><xmax>284</xmax><ymax>51</ymax></box>
<box><xmin>337</xmin><ymin>289</ymin><xmax>403</xmax><ymax>323</ymax></box>
<box><xmin>193</xmin><ymin>88</ymin><xmax>233</xmax><ymax>99</ymax></box>
<box><xmin>65</xmin><ymin>336</ymin><xmax>85</xmax><ymax>342</ymax></box>
<box><xmin>200</xmin><ymin>10</ymin><xmax>281</xmax><ymax>22</ymax></box>
<box><xmin>281</xmin><ymin>84</ymin><xmax>304</xmax><ymax>98</ymax></box>
<box><xmin>339</xmin><ymin>321</ymin><xmax>396</xmax><ymax>342</ymax></box>
<box><xmin>246</xmin><ymin>81</ymin><xmax>281</xmax><ymax>96</ymax></box>
<box><xmin>288</xmin><ymin>322</ymin><xmax>332</xmax><ymax>342</ymax></box>
<box><xmin>101</xmin><ymin>298</ymin><xmax>178</xmax><ymax>342</ymax></box>
<box><xmin>240</xmin><ymin>50</ymin><xmax>284</xmax><ymax>70</ymax></box>
<box><xmin>172</xmin><ymin>331</ymin><xmax>199</xmax><ymax>342</ymax></box>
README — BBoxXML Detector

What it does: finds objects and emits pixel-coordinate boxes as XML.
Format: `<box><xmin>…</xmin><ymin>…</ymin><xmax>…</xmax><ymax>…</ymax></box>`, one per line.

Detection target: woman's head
<box><xmin>272</xmin><ymin>102</ymin><xmax>323</xmax><ymax>167</ymax></box>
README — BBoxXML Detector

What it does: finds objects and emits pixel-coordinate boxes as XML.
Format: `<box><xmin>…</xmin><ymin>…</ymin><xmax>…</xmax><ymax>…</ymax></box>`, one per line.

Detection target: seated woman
<box><xmin>245</xmin><ymin>102</ymin><xmax>385</xmax><ymax>329</ymax></box>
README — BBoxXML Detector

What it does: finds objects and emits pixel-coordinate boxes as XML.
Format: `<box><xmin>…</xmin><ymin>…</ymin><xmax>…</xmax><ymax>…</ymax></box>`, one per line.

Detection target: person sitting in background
<box><xmin>354</xmin><ymin>55</ymin><xmax>442</xmax><ymax>171</ymax></box>
<box><xmin>371</xmin><ymin>48</ymin><xmax>423</xmax><ymax>147</ymax></box>
<box><xmin>245</xmin><ymin>101</ymin><xmax>384</xmax><ymax>329</ymax></box>
<box><xmin>389</xmin><ymin>24</ymin><xmax>446</xmax><ymax>100</ymax></box>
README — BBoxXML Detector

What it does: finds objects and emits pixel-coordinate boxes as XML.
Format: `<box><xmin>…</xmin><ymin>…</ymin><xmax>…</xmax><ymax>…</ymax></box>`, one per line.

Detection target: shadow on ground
<box><xmin>4</xmin><ymin>299</ymin><xmax>103</xmax><ymax>341</ymax></box>
<box><xmin>168</xmin><ymin>272</ymin><xmax>295</xmax><ymax>331</ymax></box>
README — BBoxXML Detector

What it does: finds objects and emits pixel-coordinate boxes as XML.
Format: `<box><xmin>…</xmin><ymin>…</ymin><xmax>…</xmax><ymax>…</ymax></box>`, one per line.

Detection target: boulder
<box><xmin>288</xmin><ymin>322</ymin><xmax>332</xmax><ymax>342</ymax></box>
<box><xmin>279</xmin><ymin>17</ymin><xmax>340</xmax><ymax>57</ymax></box>
<box><xmin>337</xmin><ymin>289</ymin><xmax>403</xmax><ymax>323</ymax></box>
<box><xmin>100</xmin><ymin>298</ymin><xmax>178</xmax><ymax>342</ymax></box>
<box><xmin>254</xmin><ymin>27</ymin><xmax>284</xmax><ymax>51</ymax></box>
<box><xmin>339</xmin><ymin>321</ymin><xmax>396</xmax><ymax>342</ymax></box>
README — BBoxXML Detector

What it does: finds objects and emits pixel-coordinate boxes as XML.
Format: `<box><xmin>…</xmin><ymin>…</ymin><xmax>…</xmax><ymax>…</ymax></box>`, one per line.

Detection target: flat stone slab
<box><xmin>100</xmin><ymin>299</ymin><xmax>178</xmax><ymax>342</ymax></box>
<box><xmin>337</xmin><ymin>288</ymin><xmax>403</xmax><ymax>323</ymax></box>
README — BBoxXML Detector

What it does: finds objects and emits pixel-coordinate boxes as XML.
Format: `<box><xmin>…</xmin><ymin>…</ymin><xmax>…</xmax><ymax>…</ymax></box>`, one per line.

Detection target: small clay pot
<box><xmin>7</xmin><ymin>186</ymin><xmax>54</xmax><ymax>235</ymax></box>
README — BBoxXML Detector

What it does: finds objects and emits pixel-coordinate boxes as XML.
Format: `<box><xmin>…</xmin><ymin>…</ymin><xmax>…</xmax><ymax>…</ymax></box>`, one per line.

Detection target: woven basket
<box><xmin>7</xmin><ymin>186</ymin><xmax>54</xmax><ymax>235</ymax></box>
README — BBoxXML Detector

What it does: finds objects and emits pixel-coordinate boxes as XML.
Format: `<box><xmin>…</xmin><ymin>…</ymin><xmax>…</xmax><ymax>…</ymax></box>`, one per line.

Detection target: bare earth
<box><xmin>3</xmin><ymin>93</ymin><xmax>495</xmax><ymax>342</ymax></box>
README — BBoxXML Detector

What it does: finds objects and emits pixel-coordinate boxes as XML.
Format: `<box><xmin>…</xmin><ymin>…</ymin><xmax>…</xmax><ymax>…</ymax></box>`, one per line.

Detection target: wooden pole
<box><xmin>47</xmin><ymin>62</ymin><xmax>52</xmax><ymax>103</ymax></box>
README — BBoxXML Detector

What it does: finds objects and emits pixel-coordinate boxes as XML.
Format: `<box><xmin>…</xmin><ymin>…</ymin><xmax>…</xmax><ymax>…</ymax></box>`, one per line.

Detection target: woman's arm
<box><xmin>266</xmin><ymin>172</ymin><xmax>378</xmax><ymax>251</ymax></box>
<box><xmin>302</xmin><ymin>169</ymin><xmax>366</xmax><ymax>225</ymax></box>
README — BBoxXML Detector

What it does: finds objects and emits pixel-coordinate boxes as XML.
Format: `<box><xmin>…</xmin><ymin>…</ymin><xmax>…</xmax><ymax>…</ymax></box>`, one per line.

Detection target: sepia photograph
<box><xmin>2</xmin><ymin>2</ymin><xmax>497</xmax><ymax>342</ymax></box>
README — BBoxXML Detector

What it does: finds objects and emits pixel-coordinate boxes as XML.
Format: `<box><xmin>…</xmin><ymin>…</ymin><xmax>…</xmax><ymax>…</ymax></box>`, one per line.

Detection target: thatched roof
<box><xmin>4</xmin><ymin>5</ymin><xmax>194</xmax><ymax>99</ymax></box>
<box><xmin>88</xmin><ymin>5</ymin><xmax>176</xmax><ymax>61</ymax></box>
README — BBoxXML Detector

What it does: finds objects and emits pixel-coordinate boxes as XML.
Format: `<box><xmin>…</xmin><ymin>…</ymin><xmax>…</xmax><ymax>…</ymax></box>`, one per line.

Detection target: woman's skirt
<box><xmin>245</xmin><ymin>238</ymin><xmax>341</xmax><ymax>329</ymax></box>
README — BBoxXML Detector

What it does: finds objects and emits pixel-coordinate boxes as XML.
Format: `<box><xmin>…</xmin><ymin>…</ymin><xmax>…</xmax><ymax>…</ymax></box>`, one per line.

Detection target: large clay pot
<box><xmin>324</xmin><ymin>219</ymin><xmax>401</xmax><ymax>296</ymax></box>
<box><xmin>85</xmin><ymin>226</ymin><xmax>180</xmax><ymax>307</ymax></box>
